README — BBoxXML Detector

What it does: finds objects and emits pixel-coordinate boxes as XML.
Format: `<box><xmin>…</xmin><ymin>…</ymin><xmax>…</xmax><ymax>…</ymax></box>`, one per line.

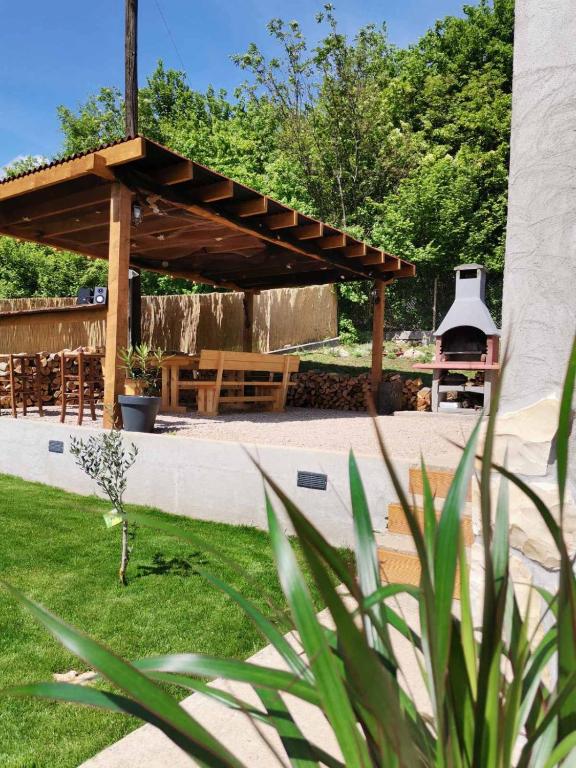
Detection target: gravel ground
<box><xmin>4</xmin><ymin>405</ymin><xmax>476</xmax><ymax>466</ymax></box>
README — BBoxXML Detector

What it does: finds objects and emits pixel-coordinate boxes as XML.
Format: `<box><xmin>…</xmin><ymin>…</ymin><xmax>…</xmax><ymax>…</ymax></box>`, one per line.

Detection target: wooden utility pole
<box><xmin>370</xmin><ymin>280</ymin><xmax>386</xmax><ymax>399</ymax></box>
<box><xmin>128</xmin><ymin>268</ymin><xmax>142</xmax><ymax>347</ymax></box>
<box><xmin>124</xmin><ymin>0</ymin><xmax>141</xmax><ymax>348</ymax></box>
<box><xmin>125</xmin><ymin>0</ymin><xmax>138</xmax><ymax>137</ymax></box>
<box><xmin>242</xmin><ymin>290</ymin><xmax>255</xmax><ymax>352</ymax></box>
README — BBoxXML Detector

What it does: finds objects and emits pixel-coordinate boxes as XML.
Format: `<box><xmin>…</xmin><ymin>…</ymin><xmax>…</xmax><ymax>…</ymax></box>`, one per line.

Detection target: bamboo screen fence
<box><xmin>0</xmin><ymin>285</ymin><xmax>337</xmax><ymax>354</ymax></box>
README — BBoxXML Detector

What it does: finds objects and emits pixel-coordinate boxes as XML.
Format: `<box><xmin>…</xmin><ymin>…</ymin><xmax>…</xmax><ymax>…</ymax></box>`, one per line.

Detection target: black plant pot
<box><xmin>118</xmin><ymin>395</ymin><xmax>161</xmax><ymax>433</ymax></box>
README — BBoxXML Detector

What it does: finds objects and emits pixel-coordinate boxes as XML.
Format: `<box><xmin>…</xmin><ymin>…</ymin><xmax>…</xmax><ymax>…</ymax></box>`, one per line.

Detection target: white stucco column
<box><xmin>496</xmin><ymin>0</ymin><xmax>576</xmax><ymax>577</ymax></box>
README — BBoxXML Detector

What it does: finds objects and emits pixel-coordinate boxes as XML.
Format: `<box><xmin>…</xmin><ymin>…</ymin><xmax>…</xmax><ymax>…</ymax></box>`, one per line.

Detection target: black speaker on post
<box><xmin>93</xmin><ymin>287</ymin><xmax>108</xmax><ymax>306</ymax></box>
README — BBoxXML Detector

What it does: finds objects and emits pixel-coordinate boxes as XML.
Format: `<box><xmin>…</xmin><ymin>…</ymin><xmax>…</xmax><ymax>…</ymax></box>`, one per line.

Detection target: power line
<box><xmin>153</xmin><ymin>0</ymin><xmax>187</xmax><ymax>71</ymax></box>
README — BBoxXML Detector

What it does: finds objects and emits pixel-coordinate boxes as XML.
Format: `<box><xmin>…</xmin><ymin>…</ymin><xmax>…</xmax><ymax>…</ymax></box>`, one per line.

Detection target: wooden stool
<box><xmin>59</xmin><ymin>351</ymin><xmax>103</xmax><ymax>425</ymax></box>
<box><xmin>7</xmin><ymin>354</ymin><xmax>45</xmax><ymax>418</ymax></box>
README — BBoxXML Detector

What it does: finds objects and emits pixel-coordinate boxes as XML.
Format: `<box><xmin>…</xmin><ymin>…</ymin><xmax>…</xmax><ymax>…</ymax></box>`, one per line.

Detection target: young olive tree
<box><xmin>70</xmin><ymin>431</ymin><xmax>138</xmax><ymax>585</ymax></box>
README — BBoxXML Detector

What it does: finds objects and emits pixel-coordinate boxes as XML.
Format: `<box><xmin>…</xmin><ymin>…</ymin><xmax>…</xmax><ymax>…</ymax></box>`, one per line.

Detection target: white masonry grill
<box><xmin>414</xmin><ymin>264</ymin><xmax>501</xmax><ymax>413</ymax></box>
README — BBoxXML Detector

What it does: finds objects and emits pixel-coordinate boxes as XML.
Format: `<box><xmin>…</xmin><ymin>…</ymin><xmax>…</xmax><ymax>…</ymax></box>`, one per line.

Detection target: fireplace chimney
<box><xmin>435</xmin><ymin>264</ymin><xmax>500</xmax><ymax>337</ymax></box>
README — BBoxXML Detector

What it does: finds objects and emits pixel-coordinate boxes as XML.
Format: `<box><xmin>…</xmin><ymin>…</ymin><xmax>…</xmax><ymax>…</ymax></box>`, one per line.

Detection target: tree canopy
<box><xmin>0</xmin><ymin>0</ymin><xmax>513</xmax><ymax>330</ymax></box>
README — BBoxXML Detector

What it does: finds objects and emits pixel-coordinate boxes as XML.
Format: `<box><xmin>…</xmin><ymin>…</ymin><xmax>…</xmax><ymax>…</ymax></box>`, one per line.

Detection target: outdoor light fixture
<box><xmin>161</xmin><ymin>260</ymin><xmax>169</xmax><ymax>268</ymax></box>
<box><xmin>132</xmin><ymin>203</ymin><xmax>143</xmax><ymax>226</ymax></box>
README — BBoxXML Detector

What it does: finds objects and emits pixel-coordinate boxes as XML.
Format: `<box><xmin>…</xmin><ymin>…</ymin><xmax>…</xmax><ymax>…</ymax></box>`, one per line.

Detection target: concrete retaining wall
<box><xmin>0</xmin><ymin>418</ymin><xmax>409</xmax><ymax>546</ymax></box>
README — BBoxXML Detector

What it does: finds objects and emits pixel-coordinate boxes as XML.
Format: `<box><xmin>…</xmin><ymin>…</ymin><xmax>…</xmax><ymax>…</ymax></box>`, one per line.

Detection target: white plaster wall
<box><xmin>480</xmin><ymin>0</ymin><xmax>576</xmax><ymax>608</ymax></box>
<box><xmin>0</xmin><ymin>418</ymin><xmax>409</xmax><ymax>547</ymax></box>
<box><xmin>502</xmin><ymin>0</ymin><xmax>576</xmax><ymax>413</ymax></box>
<box><xmin>501</xmin><ymin>0</ymin><xmax>576</xmax><ymax>487</ymax></box>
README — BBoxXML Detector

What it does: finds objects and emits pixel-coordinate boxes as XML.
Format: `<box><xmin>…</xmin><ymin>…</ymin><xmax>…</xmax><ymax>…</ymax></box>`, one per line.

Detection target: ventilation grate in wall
<box><xmin>297</xmin><ymin>471</ymin><xmax>328</xmax><ymax>491</ymax></box>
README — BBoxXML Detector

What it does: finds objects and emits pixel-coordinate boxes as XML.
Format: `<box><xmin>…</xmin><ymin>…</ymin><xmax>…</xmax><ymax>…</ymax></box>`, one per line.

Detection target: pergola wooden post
<box><xmin>242</xmin><ymin>290</ymin><xmax>255</xmax><ymax>352</ymax></box>
<box><xmin>371</xmin><ymin>280</ymin><xmax>386</xmax><ymax>398</ymax></box>
<box><xmin>103</xmin><ymin>183</ymin><xmax>132</xmax><ymax>428</ymax></box>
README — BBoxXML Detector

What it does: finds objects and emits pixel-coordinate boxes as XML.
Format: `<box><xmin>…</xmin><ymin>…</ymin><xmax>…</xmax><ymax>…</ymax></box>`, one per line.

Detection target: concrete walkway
<box><xmin>81</xmin><ymin>597</ymin><xmax>427</xmax><ymax>767</ymax></box>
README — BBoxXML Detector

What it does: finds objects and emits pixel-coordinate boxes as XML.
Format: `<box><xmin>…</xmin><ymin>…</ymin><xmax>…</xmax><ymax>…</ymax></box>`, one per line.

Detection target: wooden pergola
<box><xmin>0</xmin><ymin>136</ymin><xmax>415</xmax><ymax>426</ymax></box>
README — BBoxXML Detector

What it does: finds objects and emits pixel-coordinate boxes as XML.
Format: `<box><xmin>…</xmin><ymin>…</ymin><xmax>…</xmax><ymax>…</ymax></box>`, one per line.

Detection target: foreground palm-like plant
<box><xmin>2</xmin><ymin>337</ymin><xmax>576</xmax><ymax>767</ymax></box>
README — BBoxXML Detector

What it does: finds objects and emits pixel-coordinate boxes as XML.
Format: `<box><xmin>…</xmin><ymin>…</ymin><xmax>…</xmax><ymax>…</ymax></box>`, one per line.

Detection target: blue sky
<box><xmin>0</xmin><ymin>0</ymin><xmax>472</xmax><ymax>168</ymax></box>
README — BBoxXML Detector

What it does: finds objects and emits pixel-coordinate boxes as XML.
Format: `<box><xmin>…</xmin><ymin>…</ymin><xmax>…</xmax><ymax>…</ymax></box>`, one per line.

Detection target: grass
<box><xmin>0</xmin><ymin>473</ymin><xmax>327</xmax><ymax>768</ymax></box>
<box><xmin>299</xmin><ymin>341</ymin><xmax>434</xmax><ymax>383</ymax></box>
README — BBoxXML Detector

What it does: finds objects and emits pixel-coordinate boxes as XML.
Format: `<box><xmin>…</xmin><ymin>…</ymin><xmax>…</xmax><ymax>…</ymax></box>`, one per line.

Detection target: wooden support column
<box><xmin>371</xmin><ymin>280</ymin><xmax>386</xmax><ymax>398</ymax></box>
<box><xmin>242</xmin><ymin>290</ymin><xmax>255</xmax><ymax>352</ymax></box>
<box><xmin>103</xmin><ymin>183</ymin><xmax>132</xmax><ymax>428</ymax></box>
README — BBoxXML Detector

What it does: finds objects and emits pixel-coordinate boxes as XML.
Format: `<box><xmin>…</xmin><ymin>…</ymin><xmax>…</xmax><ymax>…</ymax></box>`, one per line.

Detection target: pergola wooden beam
<box><xmin>193</xmin><ymin>179</ymin><xmax>234</xmax><ymax>203</ymax></box>
<box><xmin>0</xmin><ymin>185</ymin><xmax>112</xmax><ymax>225</ymax></box>
<box><xmin>263</xmin><ymin>211</ymin><xmax>298</xmax><ymax>230</ymax></box>
<box><xmin>229</xmin><ymin>197</ymin><xmax>269</xmax><ymax>217</ymax></box>
<box><xmin>112</xmin><ymin>166</ymin><xmax>384</xmax><ymax>283</ymax></box>
<box><xmin>103</xmin><ymin>182</ymin><xmax>132</xmax><ymax>428</ymax></box>
<box><xmin>0</xmin><ymin>138</ymin><xmax>146</xmax><ymax>203</ymax></box>
<box><xmin>130</xmin><ymin>258</ymin><xmax>240</xmax><ymax>290</ymax></box>
<box><xmin>152</xmin><ymin>160</ymin><xmax>194</xmax><ymax>186</ymax></box>
<box><xmin>318</xmin><ymin>233</ymin><xmax>347</xmax><ymax>250</ymax></box>
<box><xmin>294</xmin><ymin>222</ymin><xmax>323</xmax><ymax>240</ymax></box>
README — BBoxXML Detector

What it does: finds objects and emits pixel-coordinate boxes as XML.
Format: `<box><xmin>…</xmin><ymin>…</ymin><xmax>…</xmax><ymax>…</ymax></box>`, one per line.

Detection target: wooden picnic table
<box><xmin>160</xmin><ymin>353</ymin><xmax>199</xmax><ymax>414</ymax></box>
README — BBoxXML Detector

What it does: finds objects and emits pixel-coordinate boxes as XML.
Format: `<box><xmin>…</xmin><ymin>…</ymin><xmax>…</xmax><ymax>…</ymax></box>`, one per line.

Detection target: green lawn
<box><xmin>299</xmin><ymin>341</ymin><xmax>434</xmax><ymax>383</ymax></box>
<box><xmin>0</xmin><ymin>474</ymin><xmax>322</xmax><ymax>768</ymax></box>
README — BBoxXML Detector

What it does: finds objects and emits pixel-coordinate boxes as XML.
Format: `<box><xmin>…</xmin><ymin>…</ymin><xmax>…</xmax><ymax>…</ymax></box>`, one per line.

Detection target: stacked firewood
<box><xmin>0</xmin><ymin>348</ymin><xmax>103</xmax><ymax>409</ymax></box>
<box><xmin>287</xmin><ymin>371</ymin><xmax>372</xmax><ymax>411</ymax></box>
<box><xmin>287</xmin><ymin>371</ymin><xmax>435</xmax><ymax>413</ymax></box>
<box><xmin>401</xmin><ymin>378</ymin><xmax>432</xmax><ymax>412</ymax></box>
<box><xmin>416</xmin><ymin>386</ymin><xmax>432</xmax><ymax>412</ymax></box>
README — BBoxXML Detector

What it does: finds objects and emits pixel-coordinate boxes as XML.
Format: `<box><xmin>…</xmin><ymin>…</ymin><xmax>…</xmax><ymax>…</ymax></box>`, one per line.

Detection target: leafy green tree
<box><xmin>1</xmin><ymin>0</ymin><xmax>515</xmax><ymax>330</ymax></box>
<box><xmin>233</xmin><ymin>6</ymin><xmax>420</xmax><ymax>228</ymax></box>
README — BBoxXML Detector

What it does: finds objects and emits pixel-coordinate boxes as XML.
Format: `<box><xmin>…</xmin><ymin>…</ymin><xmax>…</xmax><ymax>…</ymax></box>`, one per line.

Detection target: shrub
<box><xmin>338</xmin><ymin>315</ymin><xmax>359</xmax><ymax>346</ymax></box>
<box><xmin>2</xmin><ymin>338</ymin><xmax>576</xmax><ymax>766</ymax></box>
<box><xmin>69</xmin><ymin>430</ymin><xmax>138</xmax><ymax>585</ymax></box>
<box><xmin>118</xmin><ymin>344</ymin><xmax>166</xmax><ymax>396</ymax></box>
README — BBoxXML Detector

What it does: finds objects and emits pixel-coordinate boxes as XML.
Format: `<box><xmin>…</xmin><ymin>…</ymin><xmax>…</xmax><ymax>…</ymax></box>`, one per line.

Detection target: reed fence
<box><xmin>0</xmin><ymin>285</ymin><xmax>337</xmax><ymax>354</ymax></box>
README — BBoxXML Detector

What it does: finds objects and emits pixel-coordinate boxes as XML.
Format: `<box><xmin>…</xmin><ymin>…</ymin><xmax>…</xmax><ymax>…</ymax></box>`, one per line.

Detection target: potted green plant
<box><xmin>117</xmin><ymin>344</ymin><xmax>166</xmax><ymax>432</ymax></box>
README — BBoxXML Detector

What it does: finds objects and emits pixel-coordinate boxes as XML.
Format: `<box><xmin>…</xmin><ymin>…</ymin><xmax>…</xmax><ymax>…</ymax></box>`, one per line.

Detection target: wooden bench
<box><xmin>177</xmin><ymin>350</ymin><xmax>300</xmax><ymax>416</ymax></box>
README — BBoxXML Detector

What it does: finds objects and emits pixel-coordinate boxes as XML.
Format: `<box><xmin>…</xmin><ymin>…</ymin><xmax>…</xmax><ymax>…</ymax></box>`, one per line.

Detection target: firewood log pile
<box><xmin>0</xmin><ymin>348</ymin><xmax>104</xmax><ymax>409</ymax></box>
<box><xmin>287</xmin><ymin>370</ymin><xmax>432</xmax><ymax>413</ymax></box>
<box><xmin>402</xmin><ymin>377</ymin><xmax>430</xmax><ymax>411</ymax></box>
<box><xmin>415</xmin><ymin>386</ymin><xmax>432</xmax><ymax>412</ymax></box>
<box><xmin>287</xmin><ymin>371</ymin><xmax>372</xmax><ymax>411</ymax></box>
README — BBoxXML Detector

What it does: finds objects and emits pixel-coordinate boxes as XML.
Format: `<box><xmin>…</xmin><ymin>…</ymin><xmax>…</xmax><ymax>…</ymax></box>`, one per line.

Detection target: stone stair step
<box><xmin>387</xmin><ymin>502</ymin><xmax>474</xmax><ymax>546</ymax></box>
<box><xmin>409</xmin><ymin>466</ymin><xmax>471</xmax><ymax>502</ymax></box>
<box><xmin>377</xmin><ymin>532</ymin><xmax>463</xmax><ymax>598</ymax></box>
